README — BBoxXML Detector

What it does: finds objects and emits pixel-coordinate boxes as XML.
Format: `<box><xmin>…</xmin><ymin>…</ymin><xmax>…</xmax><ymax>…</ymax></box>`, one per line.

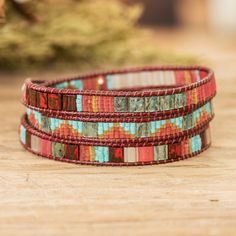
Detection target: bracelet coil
<box><xmin>19</xmin><ymin>66</ymin><xmax>216</xmax><ymax>166</ymax></box>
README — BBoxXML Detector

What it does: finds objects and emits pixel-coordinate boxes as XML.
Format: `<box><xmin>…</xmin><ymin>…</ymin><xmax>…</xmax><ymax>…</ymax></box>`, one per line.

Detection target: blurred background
<box><xmin>0</xmin><ymin>0</ymin><xmax>236</xmax><ymax>73</ymax></box>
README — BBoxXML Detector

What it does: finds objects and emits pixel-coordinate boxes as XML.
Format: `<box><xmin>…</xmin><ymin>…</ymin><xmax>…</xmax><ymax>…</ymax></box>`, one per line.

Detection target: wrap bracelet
<box><xmin>19</xmin><ymin>66</ymin><xmax>216</xmax><ymax>166</ymax></box>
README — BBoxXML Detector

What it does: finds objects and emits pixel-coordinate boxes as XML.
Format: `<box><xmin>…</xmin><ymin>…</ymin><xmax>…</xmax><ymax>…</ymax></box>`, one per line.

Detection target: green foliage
<box><xmin>0</xmin><ymin>0</ymin><xmax>197</xmax><ymax>71</ymax></box>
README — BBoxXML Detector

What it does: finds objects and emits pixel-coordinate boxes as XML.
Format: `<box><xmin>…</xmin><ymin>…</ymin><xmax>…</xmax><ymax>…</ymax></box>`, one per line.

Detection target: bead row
<box><xmin>22</xmin><ymin>66</ymin><xmax>216</xmax><ymax>116</ymax></box>
<box><xmin>20</xmin><ymin>117</ymin><xmax>211</xmax><ymax>166</ymax></box>
<box><xmin>26</xmin><ymin>101</ymin><xmax>213</xmax><ymax>142</ymax></box>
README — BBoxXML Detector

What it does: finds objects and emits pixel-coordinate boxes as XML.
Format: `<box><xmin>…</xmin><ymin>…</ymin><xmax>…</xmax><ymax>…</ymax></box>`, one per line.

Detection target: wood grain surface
<box><xmin>0</xmin><ymin>30</ymin><xmax>236</xmax><ymax>236</ymax></box>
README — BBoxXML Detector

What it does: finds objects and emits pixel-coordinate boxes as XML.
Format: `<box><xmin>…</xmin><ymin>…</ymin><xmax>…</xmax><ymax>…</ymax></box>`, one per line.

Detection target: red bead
<box><xmin>48</xmin><ymin>93</ymin><xmax>61</xmax><ymax>110</ymax></box>
<box><xmin>109</xmin><ymin>147</ymin><xmax>124</xmax><ymax>163</ymax></box>
<box><xmin>26</xmin><ymin>131</ymin><xmax>31</xmax><ymax>148</ymax></box>
<box><xmin>63</xmin><ymin>95</ymin><xmax>76</xmax><ymax>111</ymax></box>
<box><xmin>29</xmin><ymin>89</ymin><xmax>37</xmax><ymax>107</ymax></box>
<box><xmin>79</xmin><ymin>145</ymin><xmax>91</xmax><ymax>161</ymax></box>
<box><xmin>138</xmin><ymin>146</ymin><xmax>154</xmax><ymax>162</ymax></box>
<box><xmin>38</xmin><ymin>92</ymin><xmax>48</xmax><ymax>108</ymax></box>
<box><xmin>40</xmin><ymin>139</ymin><xmax>52</xmax><ymax>156</ymax></box>
<box><xmin>65</xmin><ymin>144</ymin><xmax>79</xmax><ymax>160</ymax></box>
<box><xmin>82</xmin><ymin>95</ymin><xmax>93</xmax><ymax>112</ymax></box>
<box><xmin>168</xmin><ymin>144</ymin><xmax>177</xmax><ymax>159</ymax></box>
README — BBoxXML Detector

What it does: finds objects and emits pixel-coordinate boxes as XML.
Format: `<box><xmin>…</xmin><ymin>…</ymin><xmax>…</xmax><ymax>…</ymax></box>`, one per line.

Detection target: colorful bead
<box><xmin>31</xmin><ymin>135</ymin><xmax>41</xmax><ymax>153</ymax></box>
<box><xmin>145</xmin><ymin>96</ymin><xmax>159</xmax><ymax>112</ymax></box>
<box><xmin>76</xmin><ymin>95</ymin><xmax>83</xmax><ymax>112</ymax></box>
<box><xmin>83</xmin><ymin>122</ymin><xmax>98</xmax><ymax>137</ymax></box>
<box><xmin>38</xmin><ymin>92</ymin><xmax>48</xmax><ymax>109</ymax></box>
<box><xmin>138</xmin><ymin>146</ymin><xmax>154</xmax><ymax>162</ymax></box>
<box><xmin>65</xmin><ymin>144</ymin><xmax>79</xmax><ymax>160</ymax></box>
<box><xmin>48</xmin><ymin>94</ymin><xmax>61</xmax><ymax>110</ymax></box>
<box><xmin>154</xmin><ymin>145</ymin><xmax>168</xmax><ymax>161</ymax></box>
<box><xmin>129</xmin><ymin>97</ymin><xmax>145</xmax><ymax>112</ymax></box>
<box><xmin>136</xmin><ymin>123</ymin><xmax>148</xmax><ymax>137</ymax></box>
<box><xmin>124</xmin><ymin>147</ymin><xmax>137</xmax><ymax>163</ymax></box>
<box><xmin>41</xmin><ymin>139</ymin><xmax>52</xmax><ymax>156</ymax></box>
<box><xmin>109</xmin><ymin>147</ymin><xmax>124</xmax><ymax>163</ymax></box>
<box><xmin>20</xmin><ymin>125</ymin><xmax>26</xmax><ymax>144</ymax></box>
<box><xmin>63</xmin><ymin>95</ymin><xmax>76</xmax><ymax>111</ymax></box>
<box><xmin>52</xmin><ymin>142</ymin><xmax>65</xmax><ymax>158</ymax></box>
<box><xmin>95</xmin><ymin>146</ymin><xmax>109</xmax><ymax>163</ymax></box>
<box><xmin>114</xmin><ymin>97</ymin><xmax>128</xmax><ymax>112</ymax></box>
<box><xmin>29</xmin><ymin>89</ymin><xmax>37</xmax><ymax>107</ymax></box>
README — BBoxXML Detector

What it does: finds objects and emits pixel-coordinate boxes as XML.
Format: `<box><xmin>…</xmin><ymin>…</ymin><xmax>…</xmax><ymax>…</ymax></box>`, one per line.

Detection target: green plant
<box><xmin>0</xmin><ymin>0</ymin><xmax>198</xmax><ymax>71</ymax></box>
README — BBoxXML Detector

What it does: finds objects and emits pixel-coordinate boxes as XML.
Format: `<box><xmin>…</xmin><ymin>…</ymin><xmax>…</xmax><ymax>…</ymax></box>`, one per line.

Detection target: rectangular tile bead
<box><xmin>114</xmin><ymin>97</ymin><xmax>128</xmax><ymax>112</ymax></box>
<box><xmin>70</xmin><ymin>80</ymin><xmax>83</xmax><ymax>89</ymax></box>
<box><xmin>52</xmin><ymin>142</ymin><xmax>65</xmax><ymax>158</ymax></box>
<box><xmin>83</xmin><ymin>78</ymin><xmax>96</xmax><ymax>90</ymax></box>
<box><xmin>29</xmin><ymin>89</ymin><xmax>37</xmax><ymax>107</ymax></box>
<box><xmin>83</xmin><ymin>122</ymin><xmax>98</xmax><ymax>137</ymax></box>
<box><xmin>40</xmin><ymin>139</ymin><xmax>52</xmax><ymax>156</ymax></box>
<box><xmin>168</xmin><ymin>143</ymin><xmax>179</xmax><ymax>159</ymax></box>
<box><xmin>20</xmin><ymin>125</ymin><xmax>26</xmax><ymax>144</ymax></box>
<box><xmin>129</xmin><ymin>123</ymin><xmax>136</xmax><ymax>136</ymax></box>
<box><xmin>191</xmin><ymin>135</ymin><xmax>201</xmax><ymax>153</ymax></box>
<box><xmin>169</xmin><ymin>95</ymin><xmax>175</xmax><ymax>109</ymax></box>
<box><xmin>129</xmin><ymin>97</ymin><xmax>145</xmax><ymax>112</ymax></box>
<box><xmin>174</xmin><ymin>93</ymin><xmax>185</xmax><ymax>108</ymax></box>
<box><xmin>145</xmin><ymin>96</ymin><xmax>158</xmax><ymax>112</ymax></box>
<box><xmin>41</xmin><ymin>115</ymin><xmax>51</xmax><ymax>133</ymax></box>
<box><xmin>65</xmin><ymin>144</ymin><xmax>79</xmax><ymax>160</ymax></box>
<box><xmin>205</xmin><ymin>128</ymin><xmax>211</xmax><ymax>146</ymax></box>
<box><xmin>159</xmin><ymin>95</ymin><xmax>169</xmax><ymax>110</ymax></box>
<box><xmin>106</xmin><ymin>75</ymin><xmax>113</xmax><ymax>89</ymax></box>
<box><xmin>186</xmin><ymin>113</ymin><xmax>193</xmax><ymax>129</ymax></box>
<box><xmin>31</xmin><ymin>135</ymin><xmax>41</xmax><ymax>153</ymax></box>
<box><xmin>63</xmin><ymin>95</ymin><xmax>76</xmax><ymax>111</ymax></box>
<box><xmin>175</xmin><ymin>143</ymin><xmax>182</xmax><ymax>156</ymax></box>
<box><xmin>102</xmin><ymin>96</ymin><xmax>114</xmax><ymax>112</ymax></box>
<box><xmin>76</xmin><ymin>95</ymin><xmax>82</xmax><ymax>112</ymax></box>
<box><xmin>97</xmin><ymin>123</ymin><xmax>103</xmax><ymax>136</ymax></box>
<box><xmin>154</xmin><ymin>145</ymin><xmax>168</xmax><ymax>161</ymax></box>
<box><xmin>26</xmin><ymin>130</ymin><xmax>31</xmax><ymax>148</ymax></box>
<box><xmin>163</xmin><ymin>95</ymin><xmax>171</xmax><ymax>110</ymax></box>
<box><xmin>79</xmin><ymin>145</ymin><xmax>91</xmax><ymax>161</ymax></box>
<box><xmin>175</xmin><ymin>70</ymin><xmax>185</xmax><ymax>84</ymax></box>
<box><xmin>37</xmin><ymin>92</ymin><xmax>48</xmax><ymax>109</ymax></box>
<box><xmin>109</xmin><ymin>147</ymin><xmax>124</xmax><ymax>163</ymax></box>
<box><xmin>124</xmin><ymin>147</ymin><xmax>137</xmax><ymax>163</ymax></box>
<box><xmin>90</xmin><ymin>146</ymin><xmax>96</xmax><ymax>162</ymax></box>
<box><xmin>138</xmin><ymin>146</ymin><xmax>154</xmax><ymax>162</ymax></box>
<box><xmin>48</xmin><ymin>94</ymin><xmax>62</xmax><ymax>110</ymax></box>
<box><xmin>184</xmin><ymin>139</ymin><xmax>190</xmax><ymax>155</ymax></box>
<box><xmin>82</xmin><ymin>95</ymin><xmax>93</xmax><ymax>112</ymax></box>
<box><xmin>92</xmin><ymin>96</ymin><xmax>99</xmax><ymax>112</ymax></box>
<box><xmin>95</xmin><ymin>146</ymin><xmax>109</xmax><ymax>163</ymax></box>
<box><xmin>200</xmin><ymin>130</ymin><xmax>207</xmax><ymax>148</ymax></box>
<box><xmin>136</xmin><ymin>123</ymin><xmax>148</xmax><ymax>137</ymax></box>
<box><xmin>55</xmin><ymin>82</ymin><xmax>69</xmax><ymax>89</ymax></box>
<box><xmin>183</xmin><ymin>115</ymin><xmax>188</xmax><ymax>130</ymax></box>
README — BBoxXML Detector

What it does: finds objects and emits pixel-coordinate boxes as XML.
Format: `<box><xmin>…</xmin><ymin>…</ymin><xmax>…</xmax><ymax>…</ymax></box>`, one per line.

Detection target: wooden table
<box><xmin>0</xmin><ymin>30</ymin><xmax>236</xmax><ymax>236</ymax></box>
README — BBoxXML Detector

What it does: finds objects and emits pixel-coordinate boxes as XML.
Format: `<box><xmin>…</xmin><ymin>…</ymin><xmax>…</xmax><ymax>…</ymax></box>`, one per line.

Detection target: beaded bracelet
<box><xmin>22</xmin><ymin>66</ymin><xmax>216</xmax><ymax>118</ymax></box>
<box><xmin>20</xmin><ymin>115</ymin><xmax>211</xmax><ymax>166</ymax></box>
<box><xmin>19</xmin><ymin>66</ymin><xmax>216</xmax><ymax>166</ymax></box>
